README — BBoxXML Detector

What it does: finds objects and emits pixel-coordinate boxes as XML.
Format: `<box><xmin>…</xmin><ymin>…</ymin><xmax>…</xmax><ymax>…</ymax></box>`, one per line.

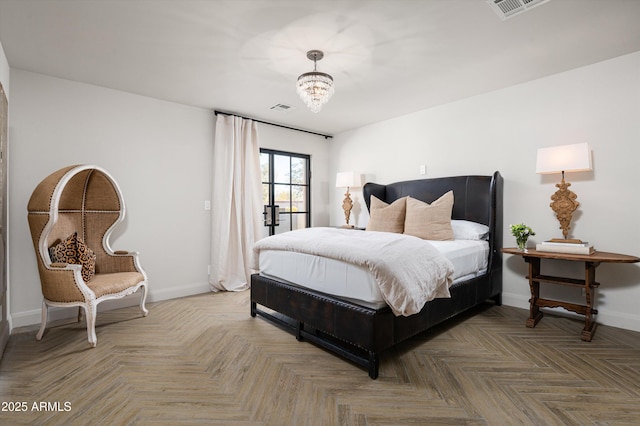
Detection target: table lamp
<box><xmin>336</xmin><ymin>171</ymin><xmax>362</xmax><ymax>228</ymax></box>
<box><xmin>536</xmin><ymin>142</ymin><xmax>592</xmax><ymax>242</ymax></box>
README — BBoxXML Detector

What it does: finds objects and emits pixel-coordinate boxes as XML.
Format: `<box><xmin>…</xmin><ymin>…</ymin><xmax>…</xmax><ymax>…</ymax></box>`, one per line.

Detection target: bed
<box><xmin>250</xmin><ymin>172</ymin><xmax>503</xmax><ymax>379</ymax></box>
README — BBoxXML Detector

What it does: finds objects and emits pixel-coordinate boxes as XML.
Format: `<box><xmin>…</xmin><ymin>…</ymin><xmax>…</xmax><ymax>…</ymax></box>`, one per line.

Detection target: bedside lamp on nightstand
<box><xmin>336</xmin><ymin>171</ymin><xmax>362</xmax><ymax>228</ymax></box>
<box><xmin>536</xmin><ymin>142</ymin><xmax>592</xmax><ymax>242</ymax></box>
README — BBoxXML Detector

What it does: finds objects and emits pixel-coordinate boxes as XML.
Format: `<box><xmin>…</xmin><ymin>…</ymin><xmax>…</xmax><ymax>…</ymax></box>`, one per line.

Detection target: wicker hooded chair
<box><xmin>27</xmin><ymin>165</ymin><xmax>148</xmax><ymax>347</ymax></box>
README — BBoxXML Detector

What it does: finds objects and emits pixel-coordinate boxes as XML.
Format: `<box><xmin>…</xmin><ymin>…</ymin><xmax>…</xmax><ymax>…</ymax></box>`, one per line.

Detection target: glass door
<box><xmin>260</xmin><ymin>149</ymin><xmax>310</xmax><ymax>237</ymax></box>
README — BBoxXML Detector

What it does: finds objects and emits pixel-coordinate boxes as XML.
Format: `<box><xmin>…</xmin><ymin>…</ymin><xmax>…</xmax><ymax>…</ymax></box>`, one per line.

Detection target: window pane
<box><xmin>291</xmin><ymin>213</ymin><xmax>307</xmax><ymax>230</ymax></box>
<box><xmin>291</xmin><ymin>185</ymin><xmax>307</xmax><ymax>213</ymax></box>
<box><xmin>260</xmin><ymin>149</ymin><xmax>310</xmax><ymax>237</ymax></box>
<box><xmin>274</xmin><ymin>155</ymin><xmax>290</xmax><ymax>184</ymax></box>
<box><xmin>274</xmin><ymin>184</ymin><xmax>291</xmax><ymax>212</ymax></box>
<box><xmin>291</xmin><ymin>157</ymin><xmax>306</xmax><ymax>184</ymax></box>
<box><xmin>275</xmin><ymin>214</ymin><xmax>290</xmax><ymax>234</ymax></box>
<box><xmin>260</xmin><ymin>153</ymin><xmax>269</xmax><ymax>183</ymax></box>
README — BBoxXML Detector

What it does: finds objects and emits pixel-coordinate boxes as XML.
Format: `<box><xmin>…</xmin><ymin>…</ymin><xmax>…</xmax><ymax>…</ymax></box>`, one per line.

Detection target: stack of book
<box><xmin>536</xmin><ymin>239</ymin><xmax>595</xmax><ymax>255</ymax></box>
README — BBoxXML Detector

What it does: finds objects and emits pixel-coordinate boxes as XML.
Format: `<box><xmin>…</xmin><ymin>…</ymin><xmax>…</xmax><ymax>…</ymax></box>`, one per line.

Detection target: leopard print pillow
<box><xmin>49</xmin><ymin>232</ymin><xmax>96</xmax><ymax>282</ymax></box>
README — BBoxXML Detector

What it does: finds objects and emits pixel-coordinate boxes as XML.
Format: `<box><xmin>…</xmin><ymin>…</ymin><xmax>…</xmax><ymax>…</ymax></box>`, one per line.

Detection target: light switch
<box><xmin>204</xmin><ymin>200</ymin><xmax>211</xmax><ymax>210</ymax></box>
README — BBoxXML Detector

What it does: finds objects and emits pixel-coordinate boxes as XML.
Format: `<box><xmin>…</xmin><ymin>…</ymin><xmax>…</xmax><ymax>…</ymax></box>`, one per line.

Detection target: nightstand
<box><xmin>502</xmin><ymin>248</ymin><xmax>640</xmax><ymax>341</ymax></box>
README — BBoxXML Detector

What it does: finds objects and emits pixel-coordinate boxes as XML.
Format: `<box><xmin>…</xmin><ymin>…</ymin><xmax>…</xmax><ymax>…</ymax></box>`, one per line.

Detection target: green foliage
<box><xmin>510</xmin><ymin>223</ymin><xmax>535</xmax><ymax>249</ymax></box>
<box><xmin>510</xmin><ymin>223</ymin><xmax>535</xmax><ymax>239</ymax></box>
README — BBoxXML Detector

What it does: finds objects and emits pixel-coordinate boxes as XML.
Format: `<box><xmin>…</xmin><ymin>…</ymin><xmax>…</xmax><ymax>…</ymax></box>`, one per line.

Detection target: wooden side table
<box><xmin>502</xmin><ymin>248</ymin><xmax>640</xmax><ymax>341</ymax></box>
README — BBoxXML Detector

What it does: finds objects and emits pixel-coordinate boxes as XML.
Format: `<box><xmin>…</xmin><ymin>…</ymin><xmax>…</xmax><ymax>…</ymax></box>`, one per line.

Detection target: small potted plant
<box><xmin>510</xmin><ymin>223</ymin><xmax>535</xmax><ymax>251</ymax></box>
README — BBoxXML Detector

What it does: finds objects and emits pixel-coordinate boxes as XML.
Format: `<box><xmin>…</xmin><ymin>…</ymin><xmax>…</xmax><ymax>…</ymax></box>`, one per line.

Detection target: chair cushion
<box><xmin>86</xmin><ymin>272</ymin><xmax>146</xmax><ymax>298</ymax></box>
<box><xmin>49</xmin><ymin>232</ymin><xmax>97</xmax><ymax>282</ymax></box>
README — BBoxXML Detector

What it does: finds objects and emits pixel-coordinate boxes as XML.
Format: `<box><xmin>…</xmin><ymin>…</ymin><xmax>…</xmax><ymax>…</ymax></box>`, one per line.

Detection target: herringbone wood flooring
<box><xmin>1</xmin><ymin>291</ymin><xmax>639</xmax><ymax>425</ymax></box>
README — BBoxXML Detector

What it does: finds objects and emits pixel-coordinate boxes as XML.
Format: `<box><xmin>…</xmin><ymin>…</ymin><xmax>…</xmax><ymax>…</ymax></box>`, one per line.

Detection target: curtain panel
<box><xmin>210</xmin><ymin>115</ymin><xmax>262</xmax><ymax>291</ymax></box>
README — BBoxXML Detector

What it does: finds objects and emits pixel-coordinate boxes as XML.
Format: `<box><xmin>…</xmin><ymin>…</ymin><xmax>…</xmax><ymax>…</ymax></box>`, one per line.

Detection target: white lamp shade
<box><xmin>536</xmin><ymin>142</ymin><xmax>593</xmax><ymax>174</ymax></box>
<box><xmin>336</xmin><ymin>171</ymin><xmax>362</xmax><ymax>188</ymax></box>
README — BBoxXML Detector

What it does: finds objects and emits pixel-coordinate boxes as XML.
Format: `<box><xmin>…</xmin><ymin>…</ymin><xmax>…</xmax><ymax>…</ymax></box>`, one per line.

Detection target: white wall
<box><xmin>9</xmin><ymin>70</ymin><xmax>214</xmax><ymax>327</ymax></box>
<box><xmin>330</xmin><ymin>51</ymin><xmax>640</xmax><ymax>332</ymax></box>
<box><xmin>7</xmin><ymin>69</ymin><xmax>330</xmax><ymax>329</ymax></box>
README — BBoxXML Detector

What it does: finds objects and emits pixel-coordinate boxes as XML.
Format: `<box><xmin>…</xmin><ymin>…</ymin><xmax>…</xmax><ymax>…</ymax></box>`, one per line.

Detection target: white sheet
<box><xmin>258</xmin><ymin>237</ymin><xmax>489</xmax><ymax>308</ymax></box>
<box><xmin>260</xmin><ymin>250</ymin><xmax>383</xmax><ymax>304</ymax></box>
<box><xmin>428</xmin><ymin>240</ymin><xmax>489</xmax><ymax>280</ymax></box>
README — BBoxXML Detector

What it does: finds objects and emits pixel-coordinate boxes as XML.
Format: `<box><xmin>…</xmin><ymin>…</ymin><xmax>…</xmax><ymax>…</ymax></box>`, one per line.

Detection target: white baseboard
<box><xmin>502</xmin><ymin>291</ymin><xmax>640</xmax><ymax>333</ymax></box>
<box><xmin>146</xmin><ymin>281</ymin><xmax>211</xmax><ymax>304</ymax></box>
<box><xmin>10</xmin><ymin>281</ymin><xmax>211</xmax><ymax>329</ymax></box>
<box><xmin>12</xmin><ymin>286</ymin><xmax>640</xmax><ymax>334</ymax></box>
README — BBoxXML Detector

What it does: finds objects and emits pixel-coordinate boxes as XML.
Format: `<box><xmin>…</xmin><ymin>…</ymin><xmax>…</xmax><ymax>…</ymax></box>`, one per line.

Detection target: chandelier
<box><xmin>296</xmin><ymin>50</ymin><xmax>334</xmax><ymax>113</ymax></box>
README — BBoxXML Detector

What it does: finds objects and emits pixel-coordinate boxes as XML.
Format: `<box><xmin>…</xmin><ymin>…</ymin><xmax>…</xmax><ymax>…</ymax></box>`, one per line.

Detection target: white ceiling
<box><xmin>1</xmin><ymin>0</ymin><xmax>639</xmax><ymax>136</ymax></box>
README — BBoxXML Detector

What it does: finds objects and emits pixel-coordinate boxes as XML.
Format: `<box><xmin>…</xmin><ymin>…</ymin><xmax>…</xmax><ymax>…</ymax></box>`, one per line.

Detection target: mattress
<box><xmin>258</xmin><ymin>239</ymin><xmax>489</xmax><ymax>308</ymax></box>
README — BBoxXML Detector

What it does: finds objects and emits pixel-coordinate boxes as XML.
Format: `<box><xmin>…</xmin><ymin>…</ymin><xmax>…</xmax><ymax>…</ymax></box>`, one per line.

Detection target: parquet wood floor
<box><xmin>1</xmin><ymin>291</ymin><xmax>639</xmax><ymax>425</ymax></box>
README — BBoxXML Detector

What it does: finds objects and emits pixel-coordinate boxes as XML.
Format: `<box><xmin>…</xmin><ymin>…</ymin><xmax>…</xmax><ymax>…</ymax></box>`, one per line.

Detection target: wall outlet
<box><xmin>419</xmin><ymin>164</ymin><xmax>426</xmax><ymax>175</ymax></box>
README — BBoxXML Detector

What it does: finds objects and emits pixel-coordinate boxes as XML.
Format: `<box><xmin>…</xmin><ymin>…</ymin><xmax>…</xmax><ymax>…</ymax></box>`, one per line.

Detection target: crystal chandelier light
<box><xmin>296</xmin><ymin>50</ymin><xmax>334</xmax><ymax>113</ymax></box>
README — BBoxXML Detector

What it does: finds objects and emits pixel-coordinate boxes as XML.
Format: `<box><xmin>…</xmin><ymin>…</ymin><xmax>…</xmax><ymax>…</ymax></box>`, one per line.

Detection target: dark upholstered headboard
<box><xmin>363</xmin><ymin>172</ymin><xmax>503</xmax><ymax>284</ymax></box>
<box><xmin>363</xmin><ymin>172</ymin><xmax>502</xmax><ymax>227</ymax></box>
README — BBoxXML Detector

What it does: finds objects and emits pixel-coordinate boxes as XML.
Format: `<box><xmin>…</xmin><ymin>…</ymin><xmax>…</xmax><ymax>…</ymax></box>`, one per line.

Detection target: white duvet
<box><xmin>252</xmin><ymin>227</ymin><xmax>454</xmax><ymax>316</ymax></box>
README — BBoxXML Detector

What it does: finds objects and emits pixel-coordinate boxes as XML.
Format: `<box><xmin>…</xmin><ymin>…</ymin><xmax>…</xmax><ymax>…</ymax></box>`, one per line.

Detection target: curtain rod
<box><xmin>214</xmin><ymin>110</ymin><xmax>332</xmax><ymax>139</ymax></box>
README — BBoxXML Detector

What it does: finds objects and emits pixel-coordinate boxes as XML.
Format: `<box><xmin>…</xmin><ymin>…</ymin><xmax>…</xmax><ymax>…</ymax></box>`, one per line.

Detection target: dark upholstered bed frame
<box><xmin>250</xmin><ymin>172</ymin><xmax>503</xmax><ymax>379</ymax></box>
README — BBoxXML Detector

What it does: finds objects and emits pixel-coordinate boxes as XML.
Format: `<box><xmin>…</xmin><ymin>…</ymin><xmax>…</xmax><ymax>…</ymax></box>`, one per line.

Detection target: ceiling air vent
<box><xmin>487</xmin><ymin>0</ymin><xmax>551</xmax><ymax>20</ymax></box>
<box><xmin>269</xmin><ymin>103</ymin><xmax>294</xmax><ymax>112</ymax></box>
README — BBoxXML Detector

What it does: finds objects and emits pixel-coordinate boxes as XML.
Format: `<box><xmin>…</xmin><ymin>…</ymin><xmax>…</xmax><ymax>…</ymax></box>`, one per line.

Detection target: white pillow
<box><xmin>451</xmin><ymin>220</ymin><xmax>490</xmax><ymax>240</ymax></box>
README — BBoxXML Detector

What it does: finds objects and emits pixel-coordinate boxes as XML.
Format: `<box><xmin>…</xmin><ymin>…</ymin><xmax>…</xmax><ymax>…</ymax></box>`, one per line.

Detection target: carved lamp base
<box><xmin>342</xmin><ymin>188</ymin><xmax>353</xmax><ymax>227</ymax></box>
<box><xmin>549</xmin><ymin>172</ymin><xmax>580</xmax><ymax>239</ymax></box>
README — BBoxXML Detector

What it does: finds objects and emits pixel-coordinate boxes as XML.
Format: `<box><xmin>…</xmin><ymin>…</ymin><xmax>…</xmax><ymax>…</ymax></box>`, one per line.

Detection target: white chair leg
<box><xmin>139</xmin><ymin>282</ymin><xmax>149</xmax><ymax>317</ymax></box>
<box><xmin>84</xmin><ymin>304</ymin><xmax>98</xmax><ymax>347</ymax></box>
<box><xmin>35</xmin><ymin>300</ymin><xmax>48</xmax><ymax>341</ymax></box>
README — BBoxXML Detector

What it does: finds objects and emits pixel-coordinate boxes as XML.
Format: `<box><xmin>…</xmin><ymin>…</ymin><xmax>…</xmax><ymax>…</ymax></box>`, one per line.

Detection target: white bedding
<box><xmin>253</xmin><ymin>227</ymin><xmax>454</xmax><ymax>316</ymax></box>
<box><xmin>258</xmin><ymin>239</ymin><xmax>489</xmax><ymax>309</ymax></box>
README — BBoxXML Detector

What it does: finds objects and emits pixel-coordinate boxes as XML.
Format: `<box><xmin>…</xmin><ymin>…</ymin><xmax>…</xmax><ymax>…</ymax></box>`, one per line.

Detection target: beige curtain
<box><xmin>210</xmin><ymin>114</ymin><xmax>262</xmax><ymax>291</ymax></box>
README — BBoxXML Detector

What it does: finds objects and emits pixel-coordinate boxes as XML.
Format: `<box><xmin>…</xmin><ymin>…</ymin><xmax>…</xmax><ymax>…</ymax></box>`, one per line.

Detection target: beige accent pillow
<box><xmin>403</xmin><ymin>191</ymin><xmax>454</xmax><ymax>240</ymax></box>
<box><xmin>365</xmin><ymin>196</ymin><xmax>407</xmax><ymax>233</ymax></box>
